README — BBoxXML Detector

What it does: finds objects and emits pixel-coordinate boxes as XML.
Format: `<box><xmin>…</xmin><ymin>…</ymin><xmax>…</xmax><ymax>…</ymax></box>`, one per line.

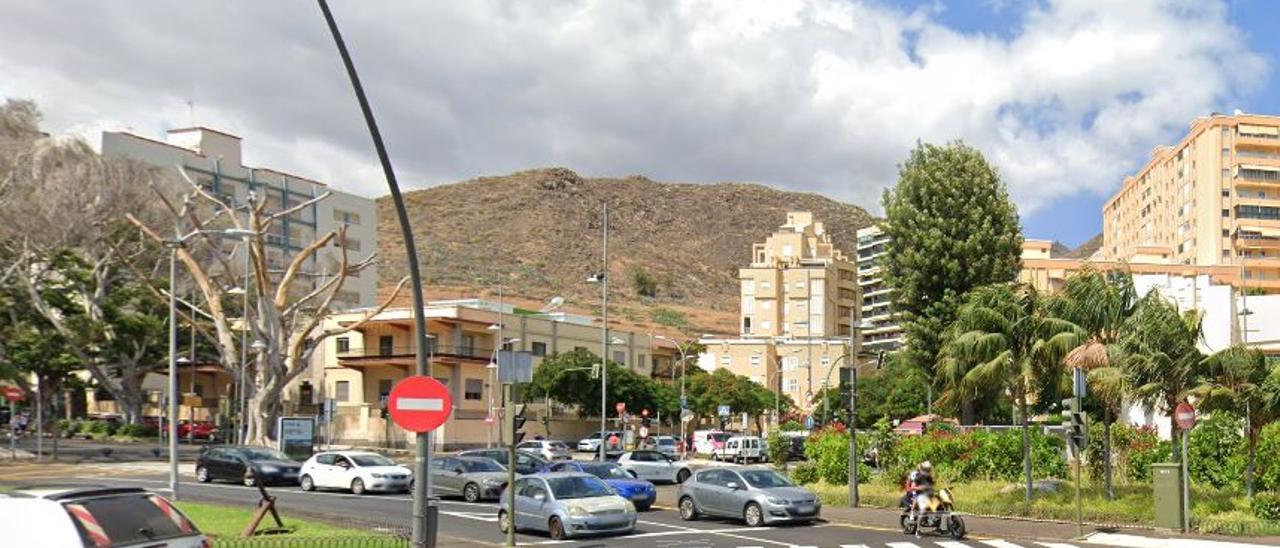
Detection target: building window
<box><xmin>341</xmin><ymin>237</ymin><xmax>362</xmax><ymax>252</ymax></box>
<box><xmin>742</xmin><ymin>298</ymin><xmax>754</xmax><ymax>314</ymax></box>
<box><xmin>1223</xmin><ymin>189</ymin><xmax>1230</xmax><ymax>197</ymax></box>
<box><xmin>1223</xmin><ymin>209</ymin><xmax>1231</xmax><ymax>218</ymax></box>
<box><xmin>613</xmin><ymin>351</ymin><xmax>626</xmax><ymax>364</ymax></box>
<box><xmin>794</xmin><ymin>280</ymin><xmax>805</xmax><ymax>290</ymax></box>
<box><xmin>379</xmin><ymin>335</ymin><xmax>394</xmax><ymax>356</ymax></box>
<box><xmin>1223</xmin><ymin>249</ymin><xmax>1231</xmax><ymax>258</ymax></box>
<box><xmin>742</xmin><ymin>317</ymin><xmax>752</xmax><ymax>334</ymax></box>
<box><xmin>719</xmin><ymin>355</ymin><xmax>731</xmax><ymax>367</ymax></box>
<box><xmin>786</xmin><ymin>379</ymin><xmax>799</xmax><ymax>393</ymax></box>
<box><xmin>335</xmin><ymin>381</ymin><xmax>350</xmax><ymax>402</ymax></box>
<box><xmin>1238</xmin><ymin>205</ymin><xmax>1280</xmax><ymax>220</ymax></box>
<box><xmin>464</xmin><ymin>379</ymin><xmax>483</xmax><ymax>401</ymax></box>
<box><xmin>336</xmin><ymin>337</ymin><xmax>350</xmax><ymax>354</ymax></box>
<box><xmin>1223</xmin><ymin>229</ymin><xmax>1231</xmax><ymax>237</ymax></box>
<box><xmin>531</xmin><ymin>342</ymin><xmax>547</xmax><ymax>357</ymax></box>
<box><xmin>750</xmin><ymin>355</ymin><xmax>761</xmax><ymax>368</ymax></box>
<box><xmin>760</xmin><ymin>281</ymin><xmax>771</xmax><ymax>291</ymax></box>
<box><xmin>461</xmin><ymin>335</ymin><xmax>475</xmax><ymax>356</ymax></box>
<box><xmin>378</xmin><ymin>379</ymin><xmax>393</xmax><ymax>405</ymax></box>
<box><xmin>333</xmin><ymin>209</ymin><xmax>362</xmax><ymax>225</ymax></box>
<box><xmin>821</xmin><ymin>356</ymin><xmax>831</xmax><ymax>369</ymax></box>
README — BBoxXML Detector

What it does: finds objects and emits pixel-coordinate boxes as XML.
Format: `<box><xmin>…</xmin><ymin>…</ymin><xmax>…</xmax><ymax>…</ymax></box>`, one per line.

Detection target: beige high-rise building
<box><xmin>701</xmin><ymin>212</ymin><xmax>859</xmax><ymax>418</ymax></box>
<box><xmin>1100</xmin><ymin>112</ymin><xmax>1280</xmax><ymax>293</ymax></box>
<box><xmin>856</xmin><ymin>225</ymin><xmax>905</xmax><ymax>353</ymax></box>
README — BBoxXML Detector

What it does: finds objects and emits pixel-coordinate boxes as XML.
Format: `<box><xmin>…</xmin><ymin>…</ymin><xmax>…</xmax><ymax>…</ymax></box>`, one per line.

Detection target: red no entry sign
<box><xmin>1174</xmin><ymin>401</ymin><xmax>1197</xmax><ymax>430</ymax></box>
<box><xmin>2</xmin><ymin>386</ymin><xmax>22</xmax><ymax>402</ymax></box>
<box><xmin>388</xmin><ymin>376</ymin><xmax>453</xmax><ymax>433</ymax></box>
<box><xmin>615</xmin><ymin>402</ymin><xmax>626</xmax><ymax>415</ymax></box>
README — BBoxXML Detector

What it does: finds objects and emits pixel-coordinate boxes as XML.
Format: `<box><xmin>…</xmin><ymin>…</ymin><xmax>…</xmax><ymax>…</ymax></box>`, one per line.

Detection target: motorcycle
<box><xmin>899</xmin><ymin>487</ymin><xmax>965</xmax><ymax>539</ymax></box>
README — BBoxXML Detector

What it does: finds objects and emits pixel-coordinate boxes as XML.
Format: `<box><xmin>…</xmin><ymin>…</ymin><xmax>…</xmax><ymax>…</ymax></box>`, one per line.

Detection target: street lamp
<box><xmin>654</xmin><ymin>335</ymin><xmax>692</xmax><ymax>457</ymax></box>
<box><xmin>586</xmin><ymin>203</ymin><xmax>610</xmax><ymax>462</ymax></box>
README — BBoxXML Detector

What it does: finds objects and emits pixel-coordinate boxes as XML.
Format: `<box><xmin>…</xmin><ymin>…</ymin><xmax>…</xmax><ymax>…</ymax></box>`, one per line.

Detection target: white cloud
<box><xmin>0</xmin><ymin>0</ymin><xmax>1265</xmax><ymax>216</ymax></box>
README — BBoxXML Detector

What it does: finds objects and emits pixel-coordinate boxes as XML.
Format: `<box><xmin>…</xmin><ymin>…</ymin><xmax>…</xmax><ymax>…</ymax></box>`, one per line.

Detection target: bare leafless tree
<box><xmin>128</xmin><ymin>167</ymin><xmax>406</xmax><ymax>445</ymax></box>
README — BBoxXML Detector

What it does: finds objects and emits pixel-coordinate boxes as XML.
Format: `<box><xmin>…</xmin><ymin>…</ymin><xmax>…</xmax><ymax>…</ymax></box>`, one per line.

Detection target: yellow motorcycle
<box><xmin>899</xmin><ymin>487</ymin><xmax>965</xmax><ymax>539</ymax></box>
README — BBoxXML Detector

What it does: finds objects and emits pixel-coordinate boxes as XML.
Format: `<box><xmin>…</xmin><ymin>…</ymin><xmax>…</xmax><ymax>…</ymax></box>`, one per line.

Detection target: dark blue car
<box><xmin>541</xmin><ymin>461</ymin><xmax>657</xmax><ymax>511</ymax></box>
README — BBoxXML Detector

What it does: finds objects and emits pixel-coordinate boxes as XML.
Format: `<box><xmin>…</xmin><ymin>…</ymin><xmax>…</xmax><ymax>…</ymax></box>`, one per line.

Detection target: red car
<box><xmin>177</xmin><ymin>421</ymin><xmax>219</xmax><ymax>440</ymax></box>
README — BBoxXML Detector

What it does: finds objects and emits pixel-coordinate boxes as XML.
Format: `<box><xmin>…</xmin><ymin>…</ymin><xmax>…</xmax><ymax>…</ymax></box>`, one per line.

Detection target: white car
<box><xmin>577</xmin><ymin>431</ymin><xmax>621</xmax><ymax>452</ymax></box>
<box><xmin>1</xmin><ymin>486</ymin><xmax>207</xmax><ymax>547</ymax></box>
<box><xmin>517</xmin><ymin>439</ymin><xmax>573</xmax><ymax>461</ymax></box>
<box><xmin>300</xmin><ymin>451</ymin><xmax>413</xmax><ymax>494</ymax></box>
<box><xmin>617</xmin><ymin>450</ymin><xmax>693</xmax><ymax>484</ymax></box>
<box><xmin>712</xmin><ymin>436</ymin><xmax>764</xmax><ymax>462</ymax></box>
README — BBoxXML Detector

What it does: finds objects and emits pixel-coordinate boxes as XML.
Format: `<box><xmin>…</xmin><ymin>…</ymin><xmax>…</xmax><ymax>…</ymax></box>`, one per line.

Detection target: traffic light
<box><xmin>512</xmin><ymin>403</ymin><xmax>527</xmax><ymax>444</ymax></box>
<box><xmin>838</xmin><ymin>367</ymin><xmax>855</xmax><ymax>411</ymax></box>
<box><xmin>1061</xmin><ymin>398</ymin><xmax>1086</xmax><ymax>448</ymax></box>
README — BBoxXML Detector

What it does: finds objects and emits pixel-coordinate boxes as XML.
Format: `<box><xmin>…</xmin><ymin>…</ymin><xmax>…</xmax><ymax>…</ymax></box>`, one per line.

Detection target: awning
<box><xmin>1240</xmin><ymin>124</ymin><xmax>1280</xmax><ymax>136</ymax></box>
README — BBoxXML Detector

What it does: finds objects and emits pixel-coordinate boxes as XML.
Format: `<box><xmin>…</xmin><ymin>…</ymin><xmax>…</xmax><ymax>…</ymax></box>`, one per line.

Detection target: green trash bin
<box><xmin>1152</xmin><ymin>462</ymin><xmax>1184</xmax><ymax>530</ymax></box>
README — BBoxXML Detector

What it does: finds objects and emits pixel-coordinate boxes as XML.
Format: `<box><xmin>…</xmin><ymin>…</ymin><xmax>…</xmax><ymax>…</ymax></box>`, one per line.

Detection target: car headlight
<box><xmin>767</xmin><ymin>497</ymin><xmax>787</xmax><ymax>505</ymax></box>
<box><xmin>371</xmin><ymin>473</ymin><xmax>386</xmax><ymax>479</ymax></box>
<box><xmin>258</xmin><ymin>466</ymin><xmax>279</xmax><ymax>474</ymax></box>
<box><xmin>622</xmin><ymin>500</ymin><xmax>636</xmax><ymax>513</ymax></box>
<box><xmin>567</xmin><ymin>505</ymin><xmax>590</xmax><ymax>518</ymax></box>
<box><xmin>483</xmin><ymin>478</ymin><xmax>503</xmax><ymax>486</ymax></box>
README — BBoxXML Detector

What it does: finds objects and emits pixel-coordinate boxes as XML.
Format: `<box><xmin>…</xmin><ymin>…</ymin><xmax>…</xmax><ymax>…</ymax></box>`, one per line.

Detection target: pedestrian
<box><xmin>607</xmin><ymin>432</ymin><xmax>620</xmax><ymax>452</ymax></box>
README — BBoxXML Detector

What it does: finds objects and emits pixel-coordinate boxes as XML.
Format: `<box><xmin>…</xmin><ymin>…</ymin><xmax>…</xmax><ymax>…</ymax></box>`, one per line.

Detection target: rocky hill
<box><xmin>377</xmin><ymin>168</ymin><xmax>873</xmax><ymax>335</ymax></box>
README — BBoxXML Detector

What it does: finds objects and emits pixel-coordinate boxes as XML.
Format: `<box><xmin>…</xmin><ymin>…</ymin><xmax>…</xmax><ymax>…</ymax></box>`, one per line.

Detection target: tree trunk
<box><xmin>1246</xmin><ymin>425</ymin><xmax>1257</xmax><ymax>499</ymax></box>
<box><xmin>961</xmin><ymin>399</ymin><xmax>975</xmax><ymax>426</ymax></box>
<box><xmin>118</xmin><ymin>374</ymin><xmax>147</xmax><ymax>425</ymax></box>
<box><xmin>1021</xmin><ymin>398</ymin><xmax>1033</xmax><ymax>501</ymax></box>
<box><xmin>1103</xmin><ymin>410</ymin><xmax>1114</xmax><ymax>500</ymax></box>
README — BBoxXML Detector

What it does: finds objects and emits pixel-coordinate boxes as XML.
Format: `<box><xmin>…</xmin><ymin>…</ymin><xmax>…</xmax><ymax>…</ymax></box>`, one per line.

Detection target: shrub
<box><xmin>765</xmin><ymin>432</ymin><xmax>789</xmax><ymax>468</ymax></box>
<box><xmin>1252</xmin><ymin>493</ymin><xmax>1280</xmax><ymax>523</ymax></box>
<box><xmin>803</xmin><ymin>427</ymin><xmax>871</xmax><ymax>484</ymax></box>
<box><xmin>1089</xmin><ymin>423</ymin><xmax>1169</xmax><ymax>484</ymax></box>
<box><xmin>89</xmin><ymin>420</ymin><xmax>119</xmax><ymax>436</ymax></box>
<box><xmin>116</xmin><ymin>424</ymin><xmax>158</xmax><ymax>438</ymax></box>
<box><xmin>56</xmin><ymin>419</ymin><xmax>72</xmax><ymax>433</ymax></box>
<box><xmin>630</xmin><ymin>266</ymin><xmax>658</xmax><ymax>298</ymax></box>
<box><xmin>77</xmin><ymin>420</ymin><xmax>97</xmax><ymax>434</ymax></box>
<box><xmin>790</xmin><ymin>462</ymin><xmax>819</xmax><ymax>484</ymax></box>
<box><xmin>1255</xmin><ymin>422</ymin><xmax>1280</xmax><ymax>492</ymax></box>
<box><xmin>649</xmin><ymin>307</ymin><xmax>687</xmax><ymax>328</ymax></box>
<box><xmin>886</xmin><ymin>427</ymin><xmax>1065</xmax><ymax>484</ymax></box>
<box><xmin>780</xmin><ymin>420</ymin><xmax>804</xmax><ymax>432</ymax></box>
<box><xmin>1187</xmin><ymin>412</ymin><xmax>1245</xmax><ymax>489</ymax></box>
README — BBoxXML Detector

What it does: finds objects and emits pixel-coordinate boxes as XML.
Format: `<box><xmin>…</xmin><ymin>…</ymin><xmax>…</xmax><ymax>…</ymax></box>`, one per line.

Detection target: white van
<box><xmin>692</xmin><ymin>430</ymin><xmax>731</xmax><ymax>455</ymax></box>
<box><xmin>712</xmin><ymin>435</ymin><xmax>763</xmax><ymax>462</ymax></box>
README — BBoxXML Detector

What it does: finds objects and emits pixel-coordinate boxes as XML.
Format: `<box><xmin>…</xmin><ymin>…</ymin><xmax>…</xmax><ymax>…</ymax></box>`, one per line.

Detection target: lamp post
<box><xmin>654</xmin><ymin>335</ymin><xmax>691</xmax><ymax>457</ymax></box>
<box><xmin>587</xmin><ymin>203</ymin><xmax>609</xmax><ymax>462</ymax></box>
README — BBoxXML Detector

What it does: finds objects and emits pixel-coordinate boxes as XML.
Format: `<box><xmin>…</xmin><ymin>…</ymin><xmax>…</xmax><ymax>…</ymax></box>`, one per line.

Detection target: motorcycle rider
<box><xmin>900</xmin><ymin>461</ymin><xmax>934</xmax><ymax>514</ymax></box>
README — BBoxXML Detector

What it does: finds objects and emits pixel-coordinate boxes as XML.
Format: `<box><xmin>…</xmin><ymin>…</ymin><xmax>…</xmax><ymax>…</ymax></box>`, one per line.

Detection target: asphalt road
<box><xmin>1</xmin><ymin>464</ymin><xmax>1123</xmax><ymax>548</ymax></box>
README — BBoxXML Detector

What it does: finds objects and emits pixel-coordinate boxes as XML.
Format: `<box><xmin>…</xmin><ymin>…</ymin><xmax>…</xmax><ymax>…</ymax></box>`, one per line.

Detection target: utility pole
<box><xmin>598</xmin><ymin>203</ymin><xmax>610</xmax><ymax>463</ymax></box>
<box><xmin>166</xmin><ymin>234</ymin><xmax>180</xmax><ymax>502</ymax></box>
<box><xmin>316</xmin><ymin>3</ymin><xmax>438</xmax><ymax>545</ymax></box>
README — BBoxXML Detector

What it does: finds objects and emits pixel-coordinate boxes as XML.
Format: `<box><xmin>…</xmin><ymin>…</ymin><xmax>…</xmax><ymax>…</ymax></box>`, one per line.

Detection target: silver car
<box><xmin>498</xmin><ymin>472</ymin><xmax>637</xmax><ymax>540</ymax></box>
<box><xmin>431</xmin><ymin>456</ymin><xmax>510</xmax><ymax>502</ymax></box>
<box><xmin>677</xmin><ymin>467</ymin><xmax>821</xmax><ymax>527</ymax></box>
<box><xmin>516</xmin><ymin>439</ymin><xmax>573</xmax><ymax>461</ymax></box>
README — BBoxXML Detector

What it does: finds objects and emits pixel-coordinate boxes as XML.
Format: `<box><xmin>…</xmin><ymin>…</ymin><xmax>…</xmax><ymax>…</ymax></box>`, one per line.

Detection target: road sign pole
<box><xmin>8</xmin><ymin>399</ymin><xmax>14</xmax><ymax>461</ymax></box>
<box><xmin>505</xmin><ymin>383</ymin><xmax>518</xmax><ymax>548</ymax></box>
<box><xmin>848</xmin><ymin>367</ymin><xmax>859</xmax><ymax>508</ymax></box>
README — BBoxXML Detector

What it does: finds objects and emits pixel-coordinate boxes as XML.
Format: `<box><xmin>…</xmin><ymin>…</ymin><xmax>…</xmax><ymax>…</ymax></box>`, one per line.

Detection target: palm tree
<box><xmin>1193</xmin><ymin>345</ymin><xmax>1280</xmax><ymax>498</ymax></box>
<box><xmin>1118</xmin><ymin>292</ymin><xmax>1206</xmax><ymax>453</ymax></box>
<box><xmin>940</xmin><ymin>283</ymin><xmax>1081</xmax><ymax>500</ymax></box>
<box><xmin>1047</xmin><ymin>270</ymin><xmax>1139</xmax><ymax>499</ymax></box>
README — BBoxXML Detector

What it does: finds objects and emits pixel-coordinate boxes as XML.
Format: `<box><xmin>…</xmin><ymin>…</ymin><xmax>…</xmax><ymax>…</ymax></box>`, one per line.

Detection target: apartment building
<box><xmin>1100</xmin><ymin>112</ymin><xmax>1280</xmax><ymax>294</ymax></box>
<box><xmin>102</xmin><ymin>127</ymin><xmax>379</xmax><ymax>309</ymax></box>
<box><xmin>856</xmin><ymin>226</ymin><xmax>905</xmax><ymax>353</ymax></box>
<box><xmin>303</xmin><ymin>300</ymin><xmax>679</xmax><ymax>449</ymax></box>
<box><xmin>701</xmin><ymin>212</ymin><xmax>861</xmax><ymax>413</ymax></box>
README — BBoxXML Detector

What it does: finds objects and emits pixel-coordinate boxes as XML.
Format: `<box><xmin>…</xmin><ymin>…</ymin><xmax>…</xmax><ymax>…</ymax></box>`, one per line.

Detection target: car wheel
<box><xmin>463</xmin><ymin>483</ymin><xmax>481</xmax><ymax>503</ymax></box>
<box><xmin>676</xmin><ymin>469</ymin><xmax>691</xmax><ymax>484</ymax></box>
<box><xmin>743</xmin><ymin>502</ymin><xmax>764</xmax><ymax>527</ymax></box>
<box><xmin>243</xmin><ymin>472</ymin><xmax>257</xmax><ymax>487</ymax></box>
<box><xmin>678</xmin><ymin>496</ymin><xmax>699</xmax><ymax>521</ymax></box>
<box><xmin>351</xmin><ymin>478</ymin><xmax>366</xmax><ymax>495</ymax></box>
<box><xmin>196</xmin><ymin>466</ymin><xmax>211</xmax><ymax>483</ymax></box>
<box><xmin>548</xmin><ymin>516</ymin><xmax>566</xmax><ymax>540</ymax></box>
<box><xmin>300</xmin><ymin>475</ymin><xmax>315</xmax><ymax>492</ymax></box>
<box><xmin>636</xmin><ymin>502</ymin><xmax>651</xmax><ymax>512</ymax></box>
<box><xmin>498</xmin><ymin>510</ymin><xmax>512</xmax><ymax>534</ymax></box>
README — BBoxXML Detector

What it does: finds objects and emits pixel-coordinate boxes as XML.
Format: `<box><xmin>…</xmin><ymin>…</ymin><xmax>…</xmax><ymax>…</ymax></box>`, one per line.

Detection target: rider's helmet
<box><xmin>920</xmin><ymin>461</ymin><xmax>933</xmax><ymax>473</ymax></box>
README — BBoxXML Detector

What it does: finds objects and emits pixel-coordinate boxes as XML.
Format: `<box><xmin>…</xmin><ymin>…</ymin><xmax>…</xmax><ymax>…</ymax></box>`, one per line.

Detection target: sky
<box><xmin>2</xmin><ymin>0</ymin><xmax>1277</xmax><ymax>247</ymax></box>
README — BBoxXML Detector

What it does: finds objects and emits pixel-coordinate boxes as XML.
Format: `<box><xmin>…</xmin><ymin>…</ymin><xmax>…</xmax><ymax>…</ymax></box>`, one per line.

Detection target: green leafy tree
<box><xmin>1119</xmin><ymin>292</ymin><xmax>1206</xmax><ymax>454</ymax></box>
<box><xmin>880</xmin><ymin>141</ymin><xmax>1023</xmax><ymax>408</ymax></box>
<box><xmin>1046</xmin><ymin>269</ymin><xmax>1139</xmax><ymax>499</ymax></box>
<box><xmin>685</xmin><ymin>368</ymin><xmax>791</xmax><ymax>432</ymax></box>
<box><xmin>529</xmin><ymin>348</ymin><xmax>663</xmax><ymax>419</ymax></box>
<box><xmin>938</xmin><ymin>283</ymin><xmax>1080</xmax><ymax>500</ymax></box>
<box><xmin>1193</xmin><ymin>345</ymin><xmax>1280</xmax><ymax>497</ymax></box>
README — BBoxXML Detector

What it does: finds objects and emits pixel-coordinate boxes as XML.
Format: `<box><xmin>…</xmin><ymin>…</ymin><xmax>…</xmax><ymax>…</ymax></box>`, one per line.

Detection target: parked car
<box><xmin>640</xmin><ymin>435</ymin><xmax>680</xmax><ymax>457</ymax></box>
<box><xmin>576</xmin><ymin>431</ymin><xmax>622</xmax><ymax>453</ymax></box>
<box><xmin>711</xmin><ymin>436</ymin><xmax>764</xmax><ymax>462</ymax></box>
<box><xmin>177</xmin><ymin>421</ymin><xmax>219</xmax><ymax>441</ymax></box>
<box><xmin>3</xmin><ymin>485</ymin><xmax>207</xmax><ymax>547</ymax></box>
<box><xmin>786</xmin><ymin>433</ymin><xmax>808</xmax><ymax>461</ymax></box>
<box><xmin>678</xmin><ymin>467</ymin><xmax>820</xmax><ymax>527</ymax></box>
<box><xmin>430</xmin><ymin>456</ymin><xmax>510</xmax><ymax>502</ymax></box>
<box><xmin>516</xmin><ymin>439</ymin><xmax>573</xmax><ymax>461</ymax></box>
<box><xmin>458</xmin><ymin>448</ymin><xmax>550</xmax><ymax>475</ymax></box>
<box><xmin>893</xmin><ymin>414</ymin><xmax>959</xmax><ymax>436</ymax></box>
<box><xmin>616</xmin><ymin>450</ymin><xmax>693</xmax><ymax>484</ymax></box>
<box><xmin>498</xmin><ymin>473</ymin><xmax>637</xmax><ymax>540</ymax></box>
<box><xmin>543</xmin><ymin>461</ymin><xmax>657</xmax><ymax>511</ymax></box>
<box><xmin>195</xmin><ymin>445</ymin><xmax>301</xmax><ymax>486</ymax></box>
<box><xmin>299</xmin><ymin>451</ymin><xmax>411</xmax><ymax>495</ymax></box>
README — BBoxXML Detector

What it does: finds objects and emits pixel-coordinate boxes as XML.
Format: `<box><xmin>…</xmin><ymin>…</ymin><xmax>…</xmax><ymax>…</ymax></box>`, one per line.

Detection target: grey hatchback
<box><xmin>677</xmin><ymin>467</ymin><xmax>821</xmax><ymax>527</ymax></box>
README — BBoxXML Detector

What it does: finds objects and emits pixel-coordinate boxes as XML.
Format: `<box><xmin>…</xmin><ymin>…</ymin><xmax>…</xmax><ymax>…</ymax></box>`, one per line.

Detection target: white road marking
<box><xmin>1035</xmin><ymin>542</ymin><xmax>1078</xmax><ymax>548</ymax></box>
<box><xmin>839</xmin><ymin>544</ymin><xmax>872</xmax><ymax>548</ymax></box>
<box><xmin>937</xmin><ymin>542</ymin><xmax>974</xmax><ymax>548</ymax></box>
<box><xmin>888</xmin><ymin>543</ymin><xmax>923</xmax><ymax>548</ymax></box>
<box><xmin>395</xmin><ymin>397</ymin><xmax>445</xmax><ymax>411</ymax></box>
<box><xmin>439</xmin><ymin>511</ymin><xmax>495</xmax><ymax>523</ymax></box>
<box><xmin>1085</xmin><ymin>532</ymin><xmax>1271</xmax><ymax>548</ymax></box>
<box><xmin>981</xmin><ymin>541</ymin><xmax>1026</xmax><ymax>548</ymax></box>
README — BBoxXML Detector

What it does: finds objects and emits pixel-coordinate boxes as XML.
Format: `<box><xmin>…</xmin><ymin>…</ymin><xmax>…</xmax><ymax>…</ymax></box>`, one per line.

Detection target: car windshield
<box><xmin>740</xmin><ymin>470</ymin><xmax>793</xmax><ymax>488</ymax></box>
<box><xmin>240</xmin><ymin>448</ymin><xmax>290</xmax><ymax>461</ymax></box>
<box><xmin>586</xmin><ymin>433</ymin><xmax>602</xmax><ymax>440</ymax></box>
<box><xmin>582</xmin><ymin>464</ymin><xmax>631</xmax><ymax>480</ymax></box>
<box><xmin>351</xmin><ymin>454</ymin><xmax>396</xmax><ymax>467</ymax></box>
<box><xmin>547</xmin><ymin>476</ymin><xmax>614</xmax><ymax>499</ymax></box>
<box><xmin>463</xmin><ymin>459</ymin><xmax>505</xmax><ymax>473</ymax></box>
<box><xmin>549</xmin><ymin>441</ymin><xmax>569</xmax><ymax>450</ymax></box>
<box><xmin>657</xmin><ymin>438</ymin><xmax>675</xmax><ymax>446</ymax></box>
<box><xmin>710</xmin><ymin>433</ymin><xmax>731</xmax><ymax>442</ymax></box>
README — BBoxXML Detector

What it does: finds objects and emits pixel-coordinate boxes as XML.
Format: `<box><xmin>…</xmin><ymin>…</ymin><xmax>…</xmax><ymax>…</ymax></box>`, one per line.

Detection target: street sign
<box><xmin>680</xmin><ymin>409</ymin><xmax>694</xmax><ymax>421</ymax></box>
<box><xmin>277</xmin><ymin>416</ymin><xmax>316</xmax><ymax>460</ymax></box>
<box><xmin>717</xmin><ymin>405</ymin><xmax>731</xmax><ymax>417</ymax></box>
<box><xmin>498</xmin><ymin>350</ymin><xmax>534</xmax><ymax>384</ymax></box>
<box><xmin>1174</xmin><ymin>402</ymin><xmax>1197</xmax><ymax>430</ymax></box>
<box><xmin>804</xmin><ymin>415</ymin><xmax>815</xmax><ymax>429</ymax></box>
<box><xmin>1072</xmin><ymin>367</ymin><xmax>1087</xmax><ymax>399</ymax></box>
<box><xmin>388</xmin><ymin>376</ymin><xmax>454</xmax><ymax>433</ymax></box>
<box><xmin>615</xmin><ymin>402</ymin><xmax>626</xmax><ymax>415</ymax></box>
<box><xmin>3</xmin><ymin>386</ymin><xmax>24</xmax><ymax>402</ymax></box>
<box><xmin>741</xmin><ymin>412</ymin><xmax>748</xmax><ymax>431</ymax></box>
<box><xmin>641</xmin><ymin>408</ymin><xmax>649</xmax><ymax>417</ymax></box>
<box><xmin>680</xmin><ymin>396</ymin><xmax>687</xmax><ymax>409</ymax></box>
<box><xmin>638</xmin><ymin>425</ymin><xmax>649</xmax><ymax>438</ymax></box>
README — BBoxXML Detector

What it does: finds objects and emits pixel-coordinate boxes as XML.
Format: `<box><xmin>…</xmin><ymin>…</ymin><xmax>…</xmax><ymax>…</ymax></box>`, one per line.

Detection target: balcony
<box><xmin>337</xmin><ymin>344</ymin><xmax>496</xmax><ymax>366</ymax></box>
